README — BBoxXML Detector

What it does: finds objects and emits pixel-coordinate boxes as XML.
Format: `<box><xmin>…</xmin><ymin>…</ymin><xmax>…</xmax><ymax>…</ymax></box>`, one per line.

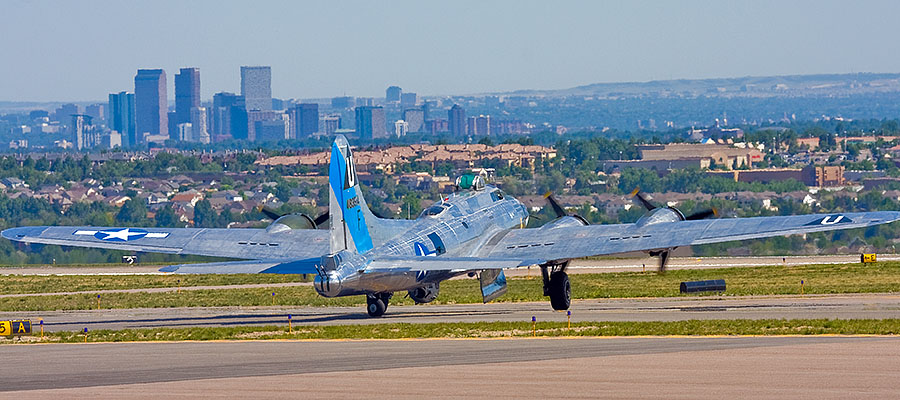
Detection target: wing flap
<box><xmin>364</xmin><ymin>255</ymin><xmax>527</xmax><ymax>272</ymax></box>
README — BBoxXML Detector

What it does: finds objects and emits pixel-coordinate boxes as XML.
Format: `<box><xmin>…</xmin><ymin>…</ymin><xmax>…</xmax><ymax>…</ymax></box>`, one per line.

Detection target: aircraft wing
<box><xmin>0</xmin><ymin>226</ymin><xmax>329</xmax><ymax>260</ymax></box>
<box><xmin>478</xmin><ymin>211</ymin><xmax>900</xmax><ymax>264</ymax></box>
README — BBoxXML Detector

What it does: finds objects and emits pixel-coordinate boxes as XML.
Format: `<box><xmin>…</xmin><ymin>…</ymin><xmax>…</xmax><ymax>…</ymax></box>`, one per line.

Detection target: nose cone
<box><xmin>1</xmin><ymin>226</ymin><xmax>47</xmax><ymax>242</ymax></box>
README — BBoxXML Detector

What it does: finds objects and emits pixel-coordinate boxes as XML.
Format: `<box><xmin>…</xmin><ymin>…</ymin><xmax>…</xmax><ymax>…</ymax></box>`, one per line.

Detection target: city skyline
<box><xmin>3</xmin><ymin>1</ymin><xmax>900</xmax><ymax>102</ymax></box>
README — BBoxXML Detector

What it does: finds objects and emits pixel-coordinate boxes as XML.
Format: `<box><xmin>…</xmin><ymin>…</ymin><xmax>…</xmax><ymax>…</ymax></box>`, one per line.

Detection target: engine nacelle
<box><xmin>266</xmin><ymin>213</ymin><xmax>317</xmax><ymax>233</ymax></box>
<box><xmin>540</xmin><ymin>215</ymin><xmax>589</xmax><ymax>230</ymax></box>
<box><xmin>408</xmin><ymin>283</ymin><xmax>440</xmax><ymax>303</ymax></box>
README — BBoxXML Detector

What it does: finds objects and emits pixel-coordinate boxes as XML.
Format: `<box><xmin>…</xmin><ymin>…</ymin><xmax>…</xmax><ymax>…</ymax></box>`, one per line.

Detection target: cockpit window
<box><xmin>420</xmin><ymin>204</ymin><xmax>448</xmax><ymax>218</ymax></box>
<box><xmin>490</xmin><ymin>190</ymin><xmax>505</xmax><ymax>202</ymax></box>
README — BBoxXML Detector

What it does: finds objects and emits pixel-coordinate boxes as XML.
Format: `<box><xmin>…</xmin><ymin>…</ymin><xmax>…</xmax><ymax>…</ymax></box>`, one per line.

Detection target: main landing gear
<box><xmin>366</xmin><ymin>292</ymin><xmax>393</xmax><ymax>317</ymax></box>
<box><xmin>541</xmin><ymin>262</ymin><xmax>571</xmax><ymax>310</ymax></box>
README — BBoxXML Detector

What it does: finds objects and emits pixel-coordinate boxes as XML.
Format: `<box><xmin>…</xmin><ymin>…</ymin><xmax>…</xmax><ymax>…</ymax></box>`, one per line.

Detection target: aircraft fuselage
<box><xmin>314</xmin><ymin>186</ymin><xmax>528</xmax><ymax>297</ymax></box>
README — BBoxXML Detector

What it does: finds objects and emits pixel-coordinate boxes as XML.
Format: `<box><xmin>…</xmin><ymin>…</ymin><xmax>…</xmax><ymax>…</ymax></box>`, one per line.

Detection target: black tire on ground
<box><xmin>366</xmin><ymin>297</ymin><xmax>386</xmax><ymax>317</ymax></box>
<box><xmin>548</xmin><ymin>271</ymin><xmax>571</xmax><ymax>310</ymax></box>
<box><xmin>379</xmin><ymin>293</ymin><xmax>392</xmax><ymax>311</ymax></box>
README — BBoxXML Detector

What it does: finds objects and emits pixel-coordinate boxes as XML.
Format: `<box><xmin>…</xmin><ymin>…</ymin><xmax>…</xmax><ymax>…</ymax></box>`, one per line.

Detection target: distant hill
<box><xmin>493</xmin><ymin>73</ymin><xmax>900</xmax><ymax>98</ymax></box>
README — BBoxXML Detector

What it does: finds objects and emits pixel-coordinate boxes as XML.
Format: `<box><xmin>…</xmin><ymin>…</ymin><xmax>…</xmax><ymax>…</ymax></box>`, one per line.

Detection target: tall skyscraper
<box><xmin>448</xmin><ymin>104</ymin><xmax>466</xmax><ymax>136</ymax></box>
<box><xmin>211</xmin><ymin>92</ymin><xmax>239</xmax><ymax>137</ymax></box>
<box><xmin>403</xmin><ymin>108</ymin><xmax>424</xmax><ymax>133</ymax></box>
<box><xmin>354</xmin><ymin>106</ymin><xmax>386</xmax><ymax>139</ymax></box>
<box><xmin>175</xmin><ymin>67</ymin><xmax>200</xmax><ymax>125</ymax></box>
<box><xmin>386</xmin><ymin>86</ymin><xmax>402</xmax><ymax>103</ymax></box>
<box><xmin>241</xmin><ymin>66</ymin><xmax>272</xmax><ymax>111</ymax></box>
<box><xmin>108</xmin><ymin>91</ymin><xmax>136</xmax><ymax>147</ymax></box>
<box><xmin>290</xmin><ymin>103</ymin><xmax>319</xmax><ymax>138</ymax></box>
<box><xmin>134</xmin><ymin>69</ymin><xmax>168</xmax><ymax>141</ymax></box>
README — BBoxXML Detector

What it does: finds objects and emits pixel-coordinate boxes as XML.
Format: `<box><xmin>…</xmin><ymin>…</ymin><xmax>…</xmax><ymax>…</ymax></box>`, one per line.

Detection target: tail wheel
<box><xmin>366</xmin><ymin>296</ymin><xmax>386</xmax><ymax>317</ymax></box>
<box><xmin>548</xmin><ymin>271</ymin><xmax>571</xmax><ymax>310</ymax></box>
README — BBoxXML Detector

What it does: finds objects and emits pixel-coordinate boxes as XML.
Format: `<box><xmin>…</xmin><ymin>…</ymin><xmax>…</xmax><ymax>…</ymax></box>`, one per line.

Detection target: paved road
<box><xmin>0</xmin><ymin>281</ymin><xmax>312</xmax><ymax>298</ymax></box>
<box><xmin>4</xmin><ymin>293</ymin><xmax>900</xmax><ymax>332</ymax></box>
<box><xmin>2</xmin><ymin>336</ymin><xmax>898</xmax><ymax>398</ymax></box>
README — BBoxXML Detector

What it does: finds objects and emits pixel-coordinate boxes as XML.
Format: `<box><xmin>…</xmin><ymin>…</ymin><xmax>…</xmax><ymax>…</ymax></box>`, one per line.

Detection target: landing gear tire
<box><xmin>548</xmin><ymin>271</ymin><xmax>571</xmax><ymax>310</ymax></box>
<box><xmin>366</xmin><ymin>296</ymin><xmax>386</xmax><ymax>317</ymax></box>
<box><xmin>379</xmin><ymin>292</ymin><xmax>393</xmax><ymax>312</ymax></box>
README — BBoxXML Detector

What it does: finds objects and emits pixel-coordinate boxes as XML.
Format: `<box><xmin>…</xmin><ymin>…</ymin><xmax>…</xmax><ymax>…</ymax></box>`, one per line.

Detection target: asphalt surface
<box><xmin>3</xmin><ymin>293</ymin><xmax>900</xmax><ymax>332</ymax></box>
<box><xmin>3</xmin><ymin>336</ymin><xmax>898</xmax><ymax>398</ymax></box>
<box><xmin>3</xmin><ymin>254</ymin><xmax>896</xmax><ymax>276</ymax></box>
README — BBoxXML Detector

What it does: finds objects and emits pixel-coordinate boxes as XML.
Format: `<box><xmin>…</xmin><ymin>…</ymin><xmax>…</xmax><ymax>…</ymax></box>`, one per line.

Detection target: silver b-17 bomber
<box><xmin>4</xmin><ymin>135</ymin><xmax>900</xmax><ymax>317</ymax></box>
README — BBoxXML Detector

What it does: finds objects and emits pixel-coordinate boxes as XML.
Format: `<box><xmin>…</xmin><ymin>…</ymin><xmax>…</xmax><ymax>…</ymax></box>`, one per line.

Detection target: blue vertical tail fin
<box><xmin>329</xmin><ymin>135</ymin><xmax>375</xmax><ymax>254</ymax></box>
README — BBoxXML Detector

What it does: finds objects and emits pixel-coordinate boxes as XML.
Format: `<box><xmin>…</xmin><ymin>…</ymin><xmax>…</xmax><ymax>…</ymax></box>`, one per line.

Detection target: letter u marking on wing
<box><xmin>821</xmin><ymin>215</ymin><xmax>843</xmax><ymax>225</ymax></box>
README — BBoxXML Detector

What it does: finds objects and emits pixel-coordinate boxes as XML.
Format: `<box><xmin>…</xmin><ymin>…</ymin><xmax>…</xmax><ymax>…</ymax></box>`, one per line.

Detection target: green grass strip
<box><xmin>1</xmin><ymin>262</ymin><xmax>900</xmax><ymax>312</ymax></box>
<box><xmin>6</xmin><ymin>319</ymin><xmax>900</xmax><ymax>344</ymax></box>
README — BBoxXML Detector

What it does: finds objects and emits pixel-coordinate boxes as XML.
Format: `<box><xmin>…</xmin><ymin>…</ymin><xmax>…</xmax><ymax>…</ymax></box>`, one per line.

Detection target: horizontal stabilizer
<box><xmin>160</xmin><ymin>257</ymin><xmax>321</xmax><ymax>274</ymax></box>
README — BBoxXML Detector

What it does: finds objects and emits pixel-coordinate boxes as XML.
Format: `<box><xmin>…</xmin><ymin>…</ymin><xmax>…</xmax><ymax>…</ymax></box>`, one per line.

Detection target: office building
<box><xmin>55</xmin><ymin>103</ymin><xmax>80</xmax><ymax>122</ymax></box>
<box><xmin>85</xmin><ymin>104</ymin><xmax>105</xmax><ymax>122</ymax></box>
<box><xmin>241</xmin><ymin>66</ymin><xmax>272</xmax><ymax>111</ymax></box>
<box><xmin>394</xmin><ymin>120</ymin><xmax>408</xmax><ymax>137</ymax></box>
<box><xmin>167</xmin><ymin>111</ymin><xmax>178</xmax><ymax>140</ymax></box>
<box><xmin>175</xmin><ymin>67</ymin><xmax>200</xmax><ymax>124</ymax></box>
<box><xmin>71</xmin><ymin>114</ymin><xmax>91</xmax><ymax>150</ymax></box>
<box><xmin>247</xmin><ymin>110</ymin><xmax>283</xmax><ymax>141</ymax></box>
<box><xmin>321</xmin><ymin>114</ymin><xmax>341</xmax><ymax>135</ymax></box>
<box><xmin>134</xmin><ymin>69</ymin><xmax>168</xmax><ymax>141</ymax></box>
<box><xmin>386</xmin><ymin>86</ymin><xmax>402</xmax><ymax>103</ymax></box>
<box><xmin>102</xmin><ymin>131</ymin><xmax>122</xmax><ymax>149</ymax></box>
<box><xmin>290</xmin><ymin>103</ymin><xmax>319</xmax><ymax>138</ymax></box>
<box><xmin>403</xmin><ymin>108</ymin><xmax>425</xmax><ymax>133</ymax></box>
<box><xmin>177</xmin><ymin>123</ymin><xmax>193</xmax><ymax>142</ymax></box>
<box><xmin>191</xmin><ymin>106</ymin><xmax>210</xmax><ymax>144</ymax></box>
<box><xmin>400</xmin><ymin>92</ymin><xmax>417</xmax><ymax>108</ymax></box>
<box><xmin>211</xmin><ymin>92</ymin><xmax>240</xmax><ymax>137</ymax></box>
<box><xmin>354</xmin><ymin>106</ymin><xmax>386</xmax><ymax>139</ymax></box>
<box><xmin>108</xmin><ymin>92</ymin><xmax>136</xmax><ymax>147</ymax></box>
<box><xmin>331</xmin><ymin>96</ymin><xmax>355</xmax><ymax>109</ymax></box>
<box><xmin>466</xmin><ymin>115</ymin><xmax>493</xmax><ymax>135</ymax></box>
<box><xmin>255</xmin><ymin>114</ymin><xmax>290</xmax><ymax>142</ymax></box>
<box><xmin>448</xmin><ymin>104</ymin><xmax>466</xmax><ymax>136</ymax></box>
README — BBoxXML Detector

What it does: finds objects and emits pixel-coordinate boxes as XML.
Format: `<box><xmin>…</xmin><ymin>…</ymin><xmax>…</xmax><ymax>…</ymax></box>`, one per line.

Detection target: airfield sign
<box><xmin>0</xmin><ymin>320</ymin><xmax>32</xmax><ymax>335</ymax></box>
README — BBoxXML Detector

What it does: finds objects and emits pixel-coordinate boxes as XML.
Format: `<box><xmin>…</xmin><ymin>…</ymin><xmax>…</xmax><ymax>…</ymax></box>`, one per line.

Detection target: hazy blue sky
<box><xmin>3</xmin><ymin>0</ymin><xmax>900</xmax><ymax>101</ymax></box>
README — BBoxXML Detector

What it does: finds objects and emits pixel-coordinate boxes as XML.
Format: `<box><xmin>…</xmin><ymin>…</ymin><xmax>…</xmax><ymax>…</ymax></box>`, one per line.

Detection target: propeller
<box><xmin>630</xmin><ymin>188</ymin><xmax>656</xmax><ymax>211</ymax></box>
<box><xmin>544</xmin><ymin>192</ymin><xmax>567</xmax><ymax>219</ymax></box>
<box><xmin>538</xmin><ymin>192</ymin><xmax>589</xmax><ymax>226</ymax></box>
<box><xmin>685</xmin><ymin>208</ymin><xmax>718</xmax><ymax>220</ymax></box>
<box><xmin>630</xmin><ymin>188</ymin><xmax>717</xmax><ymax>221</ymax></box>
<box><xmin>313</xmin><ymin>212</ymin><xmax>329</xmax><ymax>227</ymax></box>
<box><xmin>648</xmin><ymin>249</ymin><xmax>671</xmax><ymax>274</ymax></box>
<box><xmin>630</xmin><ymin>188</ymin><xmax>719</xmax><ymax>274</ymax></box>
<box><xmin>259</xmin><ymin>206</ymin><xmax>282</xmax><ymax>221</ymax></box>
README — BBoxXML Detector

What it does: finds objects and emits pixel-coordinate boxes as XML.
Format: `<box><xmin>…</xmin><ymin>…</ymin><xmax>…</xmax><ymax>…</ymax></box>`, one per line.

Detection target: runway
<box><xmin>3</xmin><ymin>254</ymin><xmax>896</xmax><ymax>276</ymax></box>
<box><xmin>2</xmin><ymin>336</ymin><xmax>898</xmax><ymax>398</ymax></box>
<box><xmin>4</xmin><ymin>293</ymin><xmax>900</xmax><ymax>332</ymax></box>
